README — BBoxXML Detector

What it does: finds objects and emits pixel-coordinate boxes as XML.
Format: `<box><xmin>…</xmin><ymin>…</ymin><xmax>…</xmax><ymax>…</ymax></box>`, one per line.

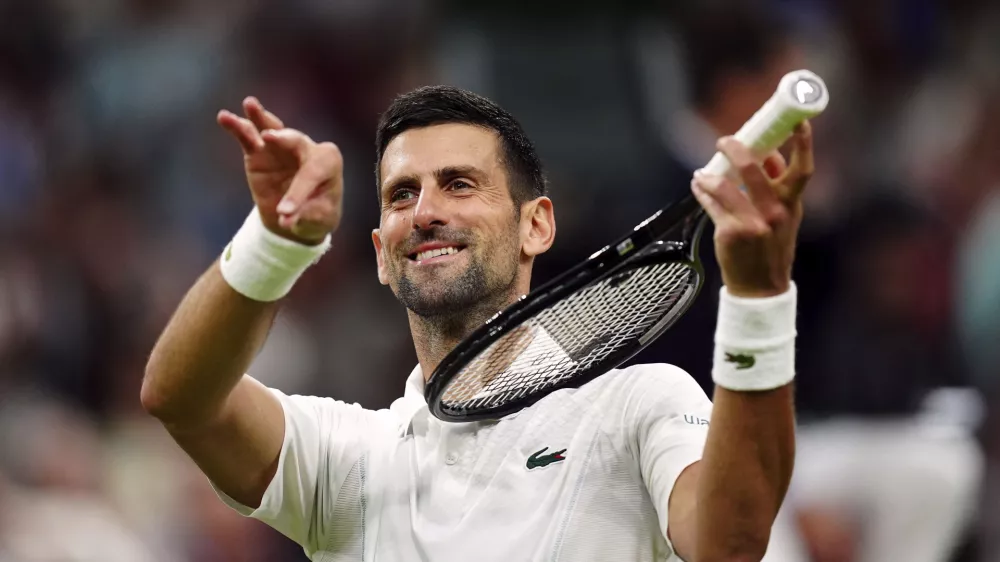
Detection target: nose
<box><xmin>412</xmin><ymin>185</ymin><xmax>449</xmax><ymax>231</ymax></box>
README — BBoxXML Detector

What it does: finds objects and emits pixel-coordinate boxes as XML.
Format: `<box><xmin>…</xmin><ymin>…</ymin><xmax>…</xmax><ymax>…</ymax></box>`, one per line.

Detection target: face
<box><xmin>373</xmin><ymin>123</ymin><xmax>552</xmax><ymax>318</ymax></box>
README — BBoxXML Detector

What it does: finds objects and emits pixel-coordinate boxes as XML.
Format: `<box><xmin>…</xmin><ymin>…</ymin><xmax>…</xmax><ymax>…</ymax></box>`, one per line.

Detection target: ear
<box><xmin>372</xmin><ymin>228</ymin><xmax>390</xmax><ymax>285</ymax></box>
<box><xmin>520</xmin><ymin>197</ymin><xmax>556</xmax><ymax>258</ymax></box>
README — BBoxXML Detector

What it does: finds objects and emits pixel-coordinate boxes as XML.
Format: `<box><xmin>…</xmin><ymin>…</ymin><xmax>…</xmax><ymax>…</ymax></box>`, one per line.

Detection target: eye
<box><xmin>390</xmin><ymin>188</ymin><xmax>417</xmax><ymax>203</ymax></box>
<box><xmin>449</xmin><ymin>179</ymin><xmax>472</xmax><ymax>190</ymax></box>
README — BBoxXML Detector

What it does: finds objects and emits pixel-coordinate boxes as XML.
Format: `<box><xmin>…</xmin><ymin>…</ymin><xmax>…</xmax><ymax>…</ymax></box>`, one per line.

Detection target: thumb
<box><xmin>277</xmin><ymin>142</ymin><xmax>343</xmax><ymax>217</ymax></box>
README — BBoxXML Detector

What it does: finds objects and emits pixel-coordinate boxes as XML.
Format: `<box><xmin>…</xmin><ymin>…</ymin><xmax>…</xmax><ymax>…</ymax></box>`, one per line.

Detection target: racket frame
<box><xmin>425</xmin><ymin>68</ymin><xmax>830</xmax><ymax>421</ymax></box>
<box><xmin>426</xmin><ymin>195</ymin><xmax>709</xmax><ymax>421</ymax></box>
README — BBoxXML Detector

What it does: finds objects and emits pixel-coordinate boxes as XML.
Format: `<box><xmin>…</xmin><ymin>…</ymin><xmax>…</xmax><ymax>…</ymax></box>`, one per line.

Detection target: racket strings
<box><xmin>440</xmin><ymin>261</ymin><xmax>698</xmax><ymax>415</ymax></box>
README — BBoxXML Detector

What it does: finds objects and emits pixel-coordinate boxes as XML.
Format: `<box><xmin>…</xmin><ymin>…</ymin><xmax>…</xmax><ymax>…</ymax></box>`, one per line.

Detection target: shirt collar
<box><xmin>394</xmin><ymin>364</ymin><xmax>428</xmax><ymax>437</ymax></box>
<box><xmin>403</xmin><ymin>363</ymin><xmax>426</xmax><ymax>399</ymax></box>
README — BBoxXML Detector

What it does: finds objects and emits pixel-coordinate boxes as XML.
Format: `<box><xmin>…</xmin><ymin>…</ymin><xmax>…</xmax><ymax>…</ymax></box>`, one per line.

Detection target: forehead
<box><xmin>379</xmin><ymin>123</ymin><xmax>503</xmax><ymax>187</ymax></box>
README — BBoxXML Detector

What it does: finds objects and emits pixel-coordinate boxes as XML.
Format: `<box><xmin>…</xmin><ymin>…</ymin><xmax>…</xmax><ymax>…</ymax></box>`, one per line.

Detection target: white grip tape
<box><xmin>712</xmin><ymin>283</ymin><xmax>798</xmax><ymax>391</ymax></box>
<box><xmin>220</xmin><ymin>207</ymin><xmax>331</xmax><ymax>302</ymax></box>
<box><xmin>703</xmin><ymin>69</ymin><xmax>829</xmax><ymax>180</ymax></box>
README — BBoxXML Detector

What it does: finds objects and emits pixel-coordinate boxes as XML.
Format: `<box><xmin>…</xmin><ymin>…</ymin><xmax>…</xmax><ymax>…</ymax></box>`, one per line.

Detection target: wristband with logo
<box><xmin>712</xmin><ymin>283</ymin><xmax>797</xmax><ymax>391</ymax></box>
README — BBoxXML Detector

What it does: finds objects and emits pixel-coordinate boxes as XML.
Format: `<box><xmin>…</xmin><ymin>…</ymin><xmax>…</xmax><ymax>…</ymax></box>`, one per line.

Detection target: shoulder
<box><xmin>575</xmin><ymin>363</ymin><xmax>710</xmax><ymax>411</ymax></box>
<box><xmin>267</xmin><ymin>388</ymin><xmax>400</xmax><ymax>441</ymax></box>
<box><xmin>560</xmin><ymin>363</ymin><xmax>711</xmax><ymax>459</ymax></box>
<box><xmin>557</xmin><ymin>363</ymin><xmax>711</xmax><ymax>440</ymax></box>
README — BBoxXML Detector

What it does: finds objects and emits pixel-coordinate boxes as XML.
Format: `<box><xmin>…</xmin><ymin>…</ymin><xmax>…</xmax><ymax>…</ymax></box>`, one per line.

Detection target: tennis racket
<box><xmin>426</xmin><ymin>69</ymin><xmax>830</xmax><ymax>422</ymax></box>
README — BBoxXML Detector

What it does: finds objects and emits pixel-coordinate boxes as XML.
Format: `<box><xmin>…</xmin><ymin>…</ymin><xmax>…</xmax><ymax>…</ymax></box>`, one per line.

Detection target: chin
<box><xmin>404</xmin><ymin>296</ymin><xmax>478</xmax><ymax>318</ymax></box>
<box><xmin>395</xmin><ymin>279</ymin><xmax>487</xmax><ymax>318</ymax></box>
<box><xmin>392</xmin><ymin>251</ymin><xmax>513</xmax><ymax>318</ymax></box>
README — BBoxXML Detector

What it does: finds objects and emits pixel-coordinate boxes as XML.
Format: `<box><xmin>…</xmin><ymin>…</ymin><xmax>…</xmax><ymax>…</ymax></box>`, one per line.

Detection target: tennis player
<box><xmin>142</xmin><ymin>86</ymin><xmax>812</xmax><ymax>561</ymax></box>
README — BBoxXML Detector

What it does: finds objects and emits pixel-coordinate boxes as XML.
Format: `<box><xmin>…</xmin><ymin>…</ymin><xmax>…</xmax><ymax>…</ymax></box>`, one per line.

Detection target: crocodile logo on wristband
<box><xmin>724</xmin><ymin>352</ymin><xmax>755</xmax><ymax>370</ymax></box>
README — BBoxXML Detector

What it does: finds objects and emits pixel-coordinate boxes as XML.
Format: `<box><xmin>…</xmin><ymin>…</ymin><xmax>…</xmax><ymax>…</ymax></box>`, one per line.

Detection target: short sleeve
<box><xmin>623</xmin><ymin>364</ymin><xmax>713</xmax><ymax>539</ymax></box>
<box><xmin>211</xmin><ymin>388</ymin><xmax>391</xmax><ymax>556</ymax></box>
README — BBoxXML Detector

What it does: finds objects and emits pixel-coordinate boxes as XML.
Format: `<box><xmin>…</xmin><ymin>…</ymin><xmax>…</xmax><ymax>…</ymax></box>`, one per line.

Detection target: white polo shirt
<box><xmin>214</xmin><ymin>362</ymin><xmax>712</xmax><ymax>561</ymax></box>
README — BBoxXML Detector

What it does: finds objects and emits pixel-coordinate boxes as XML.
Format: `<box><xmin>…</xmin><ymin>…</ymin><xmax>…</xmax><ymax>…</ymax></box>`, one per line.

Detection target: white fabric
<box><xmin>713</xmin><ymin>284</ymin><xmax>797</xmax><ymax>391</ymax></box>
<box><xmin>212</xmin><ymin>363</ymin><xmax>712</xmax><ymax>561</ymax></box>
<box><xmin>220</xmin><ymin>207</ymin><xmax>331</xmax><ymax>302</ymax></box>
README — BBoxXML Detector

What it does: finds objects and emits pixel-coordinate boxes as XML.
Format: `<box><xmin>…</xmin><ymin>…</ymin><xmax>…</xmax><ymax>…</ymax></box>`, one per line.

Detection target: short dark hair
<box><xmin>375</xmin><ymin>85</ymin><xmax>546</xmax><ymax>207</ymax></box>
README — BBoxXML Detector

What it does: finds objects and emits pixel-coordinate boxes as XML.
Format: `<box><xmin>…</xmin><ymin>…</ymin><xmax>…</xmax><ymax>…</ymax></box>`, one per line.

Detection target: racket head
<box><xmin>426</xmin><ymin>199</ymin><xmax>708</xmax><ymax>422</ymax></box>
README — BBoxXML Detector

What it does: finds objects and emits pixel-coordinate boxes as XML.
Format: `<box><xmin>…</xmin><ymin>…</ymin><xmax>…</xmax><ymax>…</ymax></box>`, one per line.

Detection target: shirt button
<box><xmin>445</xmin><ymin>452</ymin><xmax>458</xmax><ymax>465</ymax></box>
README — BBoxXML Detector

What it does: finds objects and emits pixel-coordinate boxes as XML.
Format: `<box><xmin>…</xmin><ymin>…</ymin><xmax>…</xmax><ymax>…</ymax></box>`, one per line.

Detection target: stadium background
<box><xmin>1</xmin><ymin>0</ymin><xmax>999</xmax><ymax>560</ymax></box>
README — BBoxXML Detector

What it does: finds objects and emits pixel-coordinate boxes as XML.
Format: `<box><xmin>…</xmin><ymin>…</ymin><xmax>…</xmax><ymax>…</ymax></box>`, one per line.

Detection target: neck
<box><xmin>408</xmin><ymin>289</ymin><xmax>520</xmax><ymax>381</ymax></box>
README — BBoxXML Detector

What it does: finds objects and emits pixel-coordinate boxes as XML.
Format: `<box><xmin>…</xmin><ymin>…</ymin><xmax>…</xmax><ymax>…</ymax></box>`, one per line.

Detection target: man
<box><xmin>142</xmin><ymin>86</ymin><xmax>813</xmax><ymax>561</ymax></box>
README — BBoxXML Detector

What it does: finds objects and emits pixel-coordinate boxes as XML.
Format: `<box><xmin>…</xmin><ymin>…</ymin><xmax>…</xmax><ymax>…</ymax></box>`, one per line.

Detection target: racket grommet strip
<box><xmin>220</xmin><ymin>207</ymin><xmax>331</xmax><ymax>302</ymax></box>
<box><xmin>712</xmin><ymin>283</ymin><xmax>798</xmax><ymax>391</ymax></box>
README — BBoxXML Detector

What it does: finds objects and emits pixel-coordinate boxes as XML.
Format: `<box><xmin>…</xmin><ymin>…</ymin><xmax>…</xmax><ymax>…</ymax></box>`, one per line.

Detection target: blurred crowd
<box><xmin>1</xmin><ymin>0</ymin><xmax>999</xmax><ymax>560</ymax></box>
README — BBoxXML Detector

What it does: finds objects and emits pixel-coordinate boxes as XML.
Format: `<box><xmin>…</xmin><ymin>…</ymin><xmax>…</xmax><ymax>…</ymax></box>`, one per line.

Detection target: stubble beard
<box><xmin>393</xmin><ymin>246</ymin><xmax>519</xmax><ymax>340</ymax></box>
<box><xmin>399</xmin><ymin>250</ymin><xmax>515</xmax><ymax>312</ymax></box>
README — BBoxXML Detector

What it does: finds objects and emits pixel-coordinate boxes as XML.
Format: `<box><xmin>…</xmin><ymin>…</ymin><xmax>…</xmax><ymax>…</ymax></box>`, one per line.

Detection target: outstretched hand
<box><xmin>692</xmin><ymin>122</ymin><xmax>814</xmax><ymax>298</ymax></box>
<box><xmin>217</xmin><ymin>97</ymin><xmax>344</xmax><ymax>245</ymax></box>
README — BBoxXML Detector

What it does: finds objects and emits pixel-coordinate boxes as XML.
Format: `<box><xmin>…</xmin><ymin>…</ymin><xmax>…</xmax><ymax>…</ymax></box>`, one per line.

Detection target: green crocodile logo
<box><xmin>526</xmin><ymin>447</ymin><xmax>567</xmax><ymax>470</ymax></box>
<box><xmin>724</xmin><ymin>352</ymin><xmax>755</xmax><ymax>370</ymax></box>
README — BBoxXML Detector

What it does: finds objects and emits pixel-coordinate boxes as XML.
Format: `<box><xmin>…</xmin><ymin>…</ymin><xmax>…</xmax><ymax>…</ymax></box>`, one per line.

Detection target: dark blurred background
<box><xmin>1</xmin><ymin>0</ymin><xmax>999</xmax><ymax>560</ymax></box>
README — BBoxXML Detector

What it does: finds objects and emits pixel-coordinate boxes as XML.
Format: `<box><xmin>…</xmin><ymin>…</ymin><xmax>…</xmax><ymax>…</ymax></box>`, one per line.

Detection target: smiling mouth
<box><xmin>408</xmin><ymin>245</ymin><xmax>466</xmax><ymax>262</ymax></box>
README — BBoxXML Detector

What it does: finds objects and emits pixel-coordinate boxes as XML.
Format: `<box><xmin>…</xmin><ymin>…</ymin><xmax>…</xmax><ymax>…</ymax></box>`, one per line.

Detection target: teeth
<box><xmin>416</xmin><ymin>247</ymin><xmax>460</xmax><ymax>261</ymax></box>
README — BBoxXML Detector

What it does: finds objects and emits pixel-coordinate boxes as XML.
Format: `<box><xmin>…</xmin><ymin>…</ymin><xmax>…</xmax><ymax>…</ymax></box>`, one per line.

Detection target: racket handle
<box><xmin>702</xmin><ymin>69</ymin><xmax>829</xmax><ymax>180</ymax></box>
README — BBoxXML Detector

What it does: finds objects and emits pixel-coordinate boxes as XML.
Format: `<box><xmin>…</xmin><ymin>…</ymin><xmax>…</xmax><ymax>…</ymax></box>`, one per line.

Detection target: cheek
<box><xmin>381</xmin><ymin>215</ymin><xmax>411</xmax><ymax>253</ymax></box>
<box><xmin>491</xmin><ymin>218</ymin><xmax>525</xmax><ymax>259</ymax></box>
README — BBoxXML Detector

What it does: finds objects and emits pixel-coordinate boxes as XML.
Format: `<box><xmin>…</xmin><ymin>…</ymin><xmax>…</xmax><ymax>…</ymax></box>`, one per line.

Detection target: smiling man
<box><xmin>372</xmin><ymin>103</ymin><xmax>556</xmax><ymax>377</ymax></box>
<box><xmin>141</xmin><ymin>86</ymin><xmax>811</xmax><ymax>561</ymax></box>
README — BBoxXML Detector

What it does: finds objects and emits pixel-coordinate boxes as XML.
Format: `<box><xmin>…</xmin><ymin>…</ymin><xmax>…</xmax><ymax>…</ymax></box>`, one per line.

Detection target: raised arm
<box><xmin>141</xmin><ymin>97</ymin><xmax>343</xmax><ymax>508</ymax></box>
<box><xmin>667</xmin><ymin>123</ymin><xmax>813</xmax><ymax>561</ymax></box>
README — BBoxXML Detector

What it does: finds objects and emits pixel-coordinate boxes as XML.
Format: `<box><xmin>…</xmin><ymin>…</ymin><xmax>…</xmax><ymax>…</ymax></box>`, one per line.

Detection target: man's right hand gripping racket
<box><xmin>426</xmin><ymin>70</ymin><xmax>830</xmax><ymax>422</ymax></box>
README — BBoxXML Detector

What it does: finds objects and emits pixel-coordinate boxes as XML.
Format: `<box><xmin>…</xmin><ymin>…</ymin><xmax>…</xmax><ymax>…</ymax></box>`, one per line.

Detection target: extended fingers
<box><xmin>243</xmin><ymin>97</ymin><xmax>285</xmax><ymax>131</ymax></box>
<box><xmin>217</xmin><ymin>110</ymin><xmax>264</xmax><ymax>153</ymax></box>
<box><xmin>218</xmin><ymin>97</ymin><xmax>287</xmax><ymax>154</ymax></box>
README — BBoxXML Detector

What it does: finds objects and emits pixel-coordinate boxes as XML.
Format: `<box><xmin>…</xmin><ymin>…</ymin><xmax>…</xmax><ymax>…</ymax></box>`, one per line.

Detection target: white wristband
<box><xmin>712</xmin><ymin>283</ymin><xmax>797</xmax><ymax>391</ymax></box>
<box><xmin>220</xmin><ymin>207</ymin><xmax>332</xmax><ymax>302</ymax></box>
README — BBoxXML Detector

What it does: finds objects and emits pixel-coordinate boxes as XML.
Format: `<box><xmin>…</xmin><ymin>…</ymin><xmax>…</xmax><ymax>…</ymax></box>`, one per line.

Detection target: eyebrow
<box><xmin>381</xmin><ymin>165</ymin><xmax>488</xmax><ymax>199</ymax></box>
<box><xmin>434</xmin><ymin>165</ymin><xmax>486</xmax><ymax>184</ymax></box>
